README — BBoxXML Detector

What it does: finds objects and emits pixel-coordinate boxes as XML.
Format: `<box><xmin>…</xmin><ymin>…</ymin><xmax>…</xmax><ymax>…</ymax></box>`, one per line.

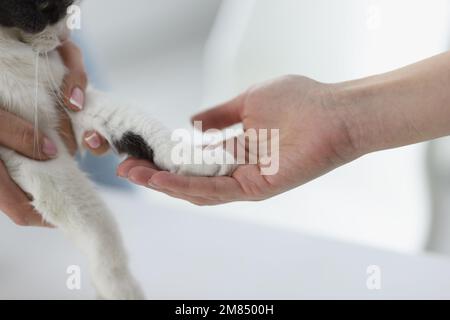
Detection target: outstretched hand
<box><xmin>117</xmin><ymin>76</ymin><xmax>357</xmax><ymax>205</ymax></box>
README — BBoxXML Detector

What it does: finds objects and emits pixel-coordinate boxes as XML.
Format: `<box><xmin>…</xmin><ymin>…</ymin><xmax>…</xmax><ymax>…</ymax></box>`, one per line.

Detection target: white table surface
<box><xmin>1</xmin><ymin>188</ymin><xmax>449</xmax><ymax>300</ymax></box>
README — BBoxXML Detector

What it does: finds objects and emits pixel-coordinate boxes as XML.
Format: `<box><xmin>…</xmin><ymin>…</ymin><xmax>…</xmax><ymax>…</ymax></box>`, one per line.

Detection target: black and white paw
<box><xmin>113</xmin><ymin>131</ymin><xmax>236</xmax><ymax>177</ymax></box>
<box><xmin>114</xmin><ymin>132</ymin><xmax>155</xmax><ymax>160</ymax></box>
<box><xmin>153</xmin><ymin>146</ymin><xmax>236</xmax><ymax>177</ymax></box>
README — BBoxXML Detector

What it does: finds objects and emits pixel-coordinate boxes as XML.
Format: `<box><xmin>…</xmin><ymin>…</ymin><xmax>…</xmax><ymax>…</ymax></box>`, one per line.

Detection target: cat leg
<box><xmin>6</xmin><ymin>155</ymin><xmax>144</xmax><ymax>300</ymax></box>
<box><xmin>69</xmin><ymin>88</ymin><xmax>236</xmax><ymax>177</ymax></box>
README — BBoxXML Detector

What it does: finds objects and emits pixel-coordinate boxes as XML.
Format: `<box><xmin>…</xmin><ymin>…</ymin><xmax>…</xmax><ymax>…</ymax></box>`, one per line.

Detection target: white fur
<box><xmin>0</xmin><ymin>22</ymin><xmax>234</xmax><ymax>299</ymax></box>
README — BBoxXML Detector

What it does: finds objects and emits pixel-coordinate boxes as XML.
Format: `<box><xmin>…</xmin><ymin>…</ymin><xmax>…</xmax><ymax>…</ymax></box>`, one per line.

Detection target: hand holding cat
<box><xmin>58</xmin><ymin>40</ymin><xmax>110</xmax><ymax>156</ymax></box>
<box><xmin>0</xmin><ymin>109</ymin><xmax>57</xmax><ymax>227</ymax></box>
<box><xmin>0</xmin><ymin>41</ymin><xmax>89</xmax><ymax>227</ymax></box>
<box><xmin>118</xmin><ymin>51</ymin><xmax>450</xmax><ymax>205</ymax></box>
<box><xmin>117</xmin><ymin>75</ymin><xmax>355</xmax><ymax>205</ymax></box>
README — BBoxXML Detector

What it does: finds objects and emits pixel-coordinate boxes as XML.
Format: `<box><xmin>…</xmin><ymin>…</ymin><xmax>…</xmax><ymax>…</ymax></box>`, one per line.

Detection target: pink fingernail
<box><xmin>148</xmin><ymin>180</ymin><xmax>159</xmax><ymax>189</ymax></box>
<box><xmin>117</xmin><ymin>169</ymin><xmax>126</xmax><ymax>178</ymax></box>
<box><xmin>128</xmin><ymin>174</ymin><xmax>139</xmax><ymax>184</ymax></box>
<box><xmin>69</xmin><ymin>87</ymin><xmax>84</xmax><ymax>110</ymax></box>
<box><xmin>43</xmin><ymin>138</ymin><xmax>58</xmax><ymax>157</ymax></box>
<box><xmin>85</xmin><ymin>132</ymin><xmax>101</xmax><ymax>149</ymax></box>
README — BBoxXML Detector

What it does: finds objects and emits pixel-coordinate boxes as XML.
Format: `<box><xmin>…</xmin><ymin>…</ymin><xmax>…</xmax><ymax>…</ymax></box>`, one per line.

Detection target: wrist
<box><xmin>319</xmin><ymin>80</ymin><xmax>378</xmax><ymax>161</ymax></box>
<box><xmin>328</xmin><ymin>75</ymin><xmax>402</xmax><ymax>157</ymax></box>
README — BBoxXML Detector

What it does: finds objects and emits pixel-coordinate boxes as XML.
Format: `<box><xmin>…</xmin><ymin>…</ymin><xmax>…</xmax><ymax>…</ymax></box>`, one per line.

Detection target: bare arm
<box><xmin>117</xmin><ymin>51</ymin><xmax>450</xmax><ymax>205</ymax></box>
<box><xmin>338</xmin><ymin>51</ymin><xmax>450</xmax><ymax>154</ymax></box>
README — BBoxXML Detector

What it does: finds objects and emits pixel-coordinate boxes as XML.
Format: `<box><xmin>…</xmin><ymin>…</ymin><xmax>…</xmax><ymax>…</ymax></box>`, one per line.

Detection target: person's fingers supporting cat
<box><xmin>117</xmin><ymin>159</ymin><xmax>227</xmax><ymax>206</ymax></box>
<box><xmin>58</xmin><ymin>40</ymin><xmax>110</xmax><ymax>155</ymax></box>
<box><xmin>116</xmin><ymin>158</ymin><xmax>243</xmax><ymax>205</ymax></box>
<box><xmin>82</xmin><ymin>131</ymin><xmax>110</xmax><ymax>156</ymax></box>
<box><xmin>58</xmin><ymin>40</ymin><xmax>87</xmax><ymax>112</ymax></box>
<box><xmin>0</xmin><ymin>160</ymin><xmax>53</xmax><ymax>227</ymax></box>
<box><xmin>0</xmin><ymin>109</ymin><xmax>58</xmax><ymax>160</ymax></box>
<box><xmin>0</xmin><ymin>109</ymin><xmax>56</xmax><ymax>227</ymax></box>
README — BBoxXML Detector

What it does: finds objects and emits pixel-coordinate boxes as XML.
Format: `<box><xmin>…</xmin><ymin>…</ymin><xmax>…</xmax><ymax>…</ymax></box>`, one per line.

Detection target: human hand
<box><xmin>58</xmin><ymin>40</ymin><xmax>109</xmax><ymax>155</ymax></box>
<box><xmin>0</xmin><ymin>41</ymin><xmax>98</xmax><ymax>227</ymax></box>
<box><xmin>117</xmin><ymin>76</ymin><xmax>359</xmax><ymax>205</ymax></box>
<box><xmin>0</xmin><ymin>109</ymin><xmax>58</xmax><ymax>227</ymax></box>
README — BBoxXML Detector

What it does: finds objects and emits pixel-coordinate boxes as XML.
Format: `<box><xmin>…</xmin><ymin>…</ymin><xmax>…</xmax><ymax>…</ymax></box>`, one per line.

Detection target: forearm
<box><xmin>335</xmin><ymin>51</ymin><xmax>450</xmax><ymax>155</ymax></box>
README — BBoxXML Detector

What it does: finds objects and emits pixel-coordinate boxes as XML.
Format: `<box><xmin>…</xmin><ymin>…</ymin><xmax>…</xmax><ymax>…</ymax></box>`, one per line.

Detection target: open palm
<box><xmin>118</xmin><ymin>76</ymin><xmax>356</xmax><ymax>205</ymax></box>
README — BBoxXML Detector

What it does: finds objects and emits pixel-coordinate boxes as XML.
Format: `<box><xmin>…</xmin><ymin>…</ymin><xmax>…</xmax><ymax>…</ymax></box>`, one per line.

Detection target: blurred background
<box><xmin>2</xmin><ymin>0</ymin><xmax>450</xmax><ymax>299</ymax></box>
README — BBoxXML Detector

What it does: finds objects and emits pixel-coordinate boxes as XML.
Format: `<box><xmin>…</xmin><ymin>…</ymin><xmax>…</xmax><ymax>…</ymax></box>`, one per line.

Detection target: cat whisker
<box><xmin>33</xmin><ymin>50</ymin><xmax>41</xmax><ymax>160</ymax></box>
<box><xmin>44</xmin><ymin>52</ymin><xmax>66</xmax><ymax>107</ymax></box>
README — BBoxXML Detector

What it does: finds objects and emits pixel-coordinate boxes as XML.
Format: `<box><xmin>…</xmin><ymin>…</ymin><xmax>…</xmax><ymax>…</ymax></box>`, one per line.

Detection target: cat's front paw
<box><xmin>113</xmin><ymin>130</ymin><xmax>236</xmax><ymax>177</ymax></box>
<box><xmin>154</xmin><ymin>146</ymin><xmax>236</xmax><ymax>177</ymax></box>
<box><xmin>174</xmin><ymin>161</ymin><xmax>236</xmax><ymax>177</ymax></box>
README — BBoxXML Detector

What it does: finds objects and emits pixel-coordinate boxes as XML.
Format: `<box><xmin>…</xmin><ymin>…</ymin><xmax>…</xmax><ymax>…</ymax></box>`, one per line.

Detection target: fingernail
<box><xmin>43</xmin><ymin>138</ymin><xmax>58</xmax><ymax>157</ymax></box>
<box><xmin>117</xmin><ymin>169</ymin><xmax>126</xmax><ymax>178</ymax></box>
<box><xmin>128</xmin><ymin>174</ymin><xmax>139</xmax><ymax>184</ymax></box>
<box><xmin>117</xmin><ymin>168</ymin><xmax>131</xmax><ymax>179</ymax></box>
<box><xmin>148</xmin><ymin>179</ymin><xmax>159</xmax><ymax>189</ymax></box>
<box><xmin>85</xmin><ymin>132</ymin><xmax>101</xmax><ymax>149</ymax></box>
<box><xmin>69</xmin><ymin>87</ymin><xmax>84</xmax><ymax>110</ymax></box>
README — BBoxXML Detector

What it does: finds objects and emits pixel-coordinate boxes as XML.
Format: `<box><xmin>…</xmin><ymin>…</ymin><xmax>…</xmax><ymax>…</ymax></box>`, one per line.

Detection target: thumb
<box><xmin>192</xmin><ymin>93</ymin><xmax>246</xmax><ymax>131</ymax></box>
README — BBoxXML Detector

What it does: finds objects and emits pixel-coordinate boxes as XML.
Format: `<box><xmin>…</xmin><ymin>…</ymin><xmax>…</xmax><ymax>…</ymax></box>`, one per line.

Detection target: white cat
<box><xmin>0</xmin><ymin>0</ymin><xmax>234</xmax><ymax>299</ymax></box>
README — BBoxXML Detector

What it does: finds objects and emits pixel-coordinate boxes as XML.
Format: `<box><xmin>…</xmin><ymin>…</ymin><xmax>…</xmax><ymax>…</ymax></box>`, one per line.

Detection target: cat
<box><xmin>0</xmin><ymin>0</ymin><xmax>235</xmax><ymax>299</ymax></box>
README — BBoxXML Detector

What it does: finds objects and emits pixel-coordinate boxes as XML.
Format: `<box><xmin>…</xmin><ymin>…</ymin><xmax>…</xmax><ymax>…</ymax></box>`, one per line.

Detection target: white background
<box><xmin>2</xmin><ymin>0</ymin><xmax>450</xmax><ymax>299</ymax></box>
<box><xmin>82</xmin><ymin>0</ymin><xmax>450</xmax><ymax>252</ymax></box>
